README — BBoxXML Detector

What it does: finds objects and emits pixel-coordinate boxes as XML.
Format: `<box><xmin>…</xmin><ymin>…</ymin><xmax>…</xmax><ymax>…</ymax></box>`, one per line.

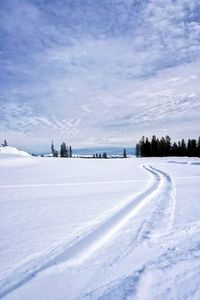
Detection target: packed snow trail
<box><xmin>0</xmin><ymin>165</ymin><xmax>174</xmax><ymax>299</ymax></box>
<box><xmin>116</xmin><ymin>165</ymin><xmax>176</xmax><ymax>265</ymax></box>
<box><xmin>142</xmin><ymin>165</ymin><xmax>176</xmax><ymax>236</ymax></box>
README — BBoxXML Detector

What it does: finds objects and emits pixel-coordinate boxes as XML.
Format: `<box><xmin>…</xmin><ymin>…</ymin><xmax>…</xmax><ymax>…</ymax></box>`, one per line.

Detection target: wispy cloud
<box><xmin>0</xmin><ymin>0</ymin><xmax>200</xmax><ymax>151</ymax></box>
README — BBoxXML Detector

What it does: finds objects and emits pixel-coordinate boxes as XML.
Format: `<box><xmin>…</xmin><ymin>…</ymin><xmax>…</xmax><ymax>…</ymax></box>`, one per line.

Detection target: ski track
<box><xmin>0</xmin><ymin>164</ymin><xmax>175</xmax><ymax>299</ymax></box>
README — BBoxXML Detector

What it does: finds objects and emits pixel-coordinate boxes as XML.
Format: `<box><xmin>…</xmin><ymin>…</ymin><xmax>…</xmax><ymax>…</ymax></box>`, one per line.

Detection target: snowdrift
<box><xmin>0</xmin><ymin>146</ymin><xmax>31</xmax><ymax>158</ymax></box>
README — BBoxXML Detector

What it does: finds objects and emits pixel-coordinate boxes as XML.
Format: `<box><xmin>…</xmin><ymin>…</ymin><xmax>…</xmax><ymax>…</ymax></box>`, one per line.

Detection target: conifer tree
<box><xmin>181</xmin><ymin>139</ymin><xmax>187</xmax><ymax>156</ymax></box>
<box><xmin>51</xmin><ymin>141</ymin><xmax>54</xmax><ymax>155</ymax></box>
<box><xmin>51</xmin><ymin>141</ymin><xmax>55</xmax><ymax>156</ymax></box>
<box><xmin>123</xmin><ymin>148</ymin><xmax>127</xmax><ymax>158</ymax></box>
<box><xmin>197</xmin><ymin>137</ymin><xmax>200</xmax><ymax>157</ymax></box>
<box><xmin>165</xmin><ymin>135</ymin><xmax>171</xmax><ymax>156</ymax></box>
<box><xmin>177</xmin><ymin>141</ymin><xmax>182</xmax><ymax>156</ymax></box>
<box><xmin>151</xmin><ymin>135</ymin><xmax>159</xmax><ymax>156</ymax></box>
<box><xmin>139</xmin><ymin>136</ymin><xmax>145</xmax><ymax>157</ymax></box>
<box><xmin>60</xmin><ymin>142</ymin><xmax>67</xmax><ymax>157</ymax></box>
<box><xmin>145</xmin><ymin>138</ymin><xmax>151</xmax><ymax>156</ymax></box>
<box><xmin>66</xmin><ymin>146</ymin><xmax>69</xmax><ymax>158</ymax></box>
<box><xmin>51</xmin><ymin>141</ymin><xmax>59</xmax><ymax>157</ymax></box>
<box><xmin>69</xmin><ymin>146</ymin><xmax>72</xmax><ymax>158</ymax></box>
<box><xmin>187</xmin><ymin>139</ymin><xmax>192</xmax><ymax>156</ymax></box>
<box><xmin>172</xmin><ymin>142</ymin><xmax>178</xmax><ymax>156</ymax></box>
<box><xmin>135</xmin><ymin>143</ymin><xmax>140</xmax><ymax>157</ymax></box>
<box><xmin>159</xmin><ymin>137</ymin><xmax>166</xmax><ymax>157</ymax></box>
<box><xmin>103</xmin><ymin>152</ymin><xmax>107</xmax><ymax>158</ymax></box>
<box><xmin>2</xmin><ymin>140</ymin><xmax>8</xmax><ymax>147</ymax></box>
<box><xmin>190</xmin><ymin>139</ymin><xmax>197</xmax><ymax>157</ymax></box>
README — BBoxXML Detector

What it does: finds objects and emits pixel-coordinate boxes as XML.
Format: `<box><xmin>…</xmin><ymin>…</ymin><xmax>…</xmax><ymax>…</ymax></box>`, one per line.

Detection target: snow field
<box><xmin>0</xmin><ymin>152</ymin><xmax>200</xmax><ymax>299</ymax></box>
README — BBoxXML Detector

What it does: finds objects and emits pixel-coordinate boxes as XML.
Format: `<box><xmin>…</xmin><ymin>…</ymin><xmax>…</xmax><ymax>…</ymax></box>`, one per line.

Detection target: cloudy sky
<box><xmin>1</xmin><ymin>0</ymin><xmax>200</xmax><ymax>152</ymax></box>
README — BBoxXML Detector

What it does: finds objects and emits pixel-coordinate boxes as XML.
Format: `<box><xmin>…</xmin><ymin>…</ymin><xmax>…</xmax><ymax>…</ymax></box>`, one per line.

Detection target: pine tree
<box><xmin>159</xmin><ymin>137</ymin><xmax>166</xmax><ymax>157</ymax></box>
<box><xmin>190</xmin><ymin>139</ymin><xmax>197</xmax><ymax>157</ymax></box>
<box><xmin>187</xmin><ymin>139</ymin><xmax>190</xmax><ymax>156</ymax></box>
<box><xmin>139</xmin><ymin>136</ymin><xmax>145</xmax><ymax>157</ymax></box>
<box><xmin>60</xmin><ymin>143</ymin><xmax>64</xmax><ymax>157</ymax></box>
<box><xmin>181</xmin><ymin>139</ymin><xmax>187</xmax><ymax>156</ymax></box>
<box><xmin>186</xmin><ymin>138</ymin><xmax>198</xmax><ymax>157</ymax></box>
<box><xmin>2</xmin><ymin>140</ymin><xmax>8</xmax><ymax>147</ymax></box>
<box><xmin>172</xmin><ymin>142</ymin><xmax>178</xmax><ymax>156</ymax></box>
<box><xmin>51</xmin><ymin>141</ymin><xmax>55</xmax><ymax>157</ymax></box>
<box><xmin>165</xmin><ymin>135</ymin><xmax>171</xmax><ymax>156</ymax></box>
<box><xmin>103</xmin><ymin>152</ymin><xmax>107</xmax><ymax>158</ymax></box>
<box><xmin>151</xmin><ymin>135</ymin><xmax>159</xmax><ymax>157</ymax></box>
<box><xmin>69</xmin><ymin>146</ymin><xmax>72</xmax><ymax>158</ymax></box>
<box><xmin>51</xmin><ymin>141</ymin><xmax>58</xmax><ymax>157</ymax></box>
<box><xmin>60</xmin><ymin>142</ymin><xmax>67</xmax><ymax>157</ymax></box>
<box><xmin>145</xmin><ymin>138</ymin><xmax>151</xmax><ymax>156</ymax></box>
<box><xmin>197</xmin><ymin>137</ymin><xmax>200</xmax><ymax>157</ymax></box>
<box><xmin>135</xmin><ymin>143</ymin><xmax>140</xmax><ymax>157</ymax></box>
<box><xmin>66</xmin><ymin>146</ymin><xmax>69</xmax><ymax>158</ymax></box>
<box><xmin>177</xmin><ymin>141</ymin><xmax>182</xmax><ymax>156</ymax></box>
<box><xmin>51</xmin><ymin>141</ymin><xmax>54</xmax><ymax>155</ymax></box>
<box><xmin>123</xmin><ymin>148</ymin><xmax>127</xmax><ymax>158</ymax></box>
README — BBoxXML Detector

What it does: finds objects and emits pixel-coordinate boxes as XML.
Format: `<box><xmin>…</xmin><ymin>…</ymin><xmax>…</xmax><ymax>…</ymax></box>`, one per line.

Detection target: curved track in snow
<box><xmin>0</xmin><ymin>165</ymin><xmax>174</xmax><ymax>299</ymax></box>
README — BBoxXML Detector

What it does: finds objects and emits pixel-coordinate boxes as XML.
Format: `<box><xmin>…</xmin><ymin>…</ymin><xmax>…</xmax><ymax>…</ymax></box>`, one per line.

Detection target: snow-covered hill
<box><xmin>0</xmin><ymin>146</ymin><xmax>31</xmax><ymax>158</ymax></box>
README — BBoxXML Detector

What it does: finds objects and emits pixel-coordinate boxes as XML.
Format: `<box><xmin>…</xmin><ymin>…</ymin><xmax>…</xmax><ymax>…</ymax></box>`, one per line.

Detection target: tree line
<box><xmin>92</xmin><ymin>152</ymin><xmax>108</xmax><ymax>159</ymax></box>
<box><xmin>92</xmin><ymin>148</ymin><xmax>127</xmax><ymax>159</ymax></box>
<box><xmin>51</xmin><ymin>141</ymin><xmax>72</xmax><ymax>158</ymax></box>
<box><xmin>136</xmin><ymin>135</ymin><xmax>200</xmax><ymax>157</ymax></box>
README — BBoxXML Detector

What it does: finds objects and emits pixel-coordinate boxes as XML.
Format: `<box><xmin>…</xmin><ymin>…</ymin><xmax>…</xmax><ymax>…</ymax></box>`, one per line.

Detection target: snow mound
<box><xmin>0</xmin><ymin>146</ymin><xmax>31</xmax><ymax>158</ymax></box>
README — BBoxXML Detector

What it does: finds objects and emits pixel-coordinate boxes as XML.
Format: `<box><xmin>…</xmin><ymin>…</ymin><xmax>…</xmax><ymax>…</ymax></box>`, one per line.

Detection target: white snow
<box><xmin>0</xmin><ymin>153</ymin><xmax>200</xmax><ymax>299</ymax></box>
<box><xmin>0</xmin><ymin>147</ymin><xmax>31</xmax><ymax>157</ymax></box>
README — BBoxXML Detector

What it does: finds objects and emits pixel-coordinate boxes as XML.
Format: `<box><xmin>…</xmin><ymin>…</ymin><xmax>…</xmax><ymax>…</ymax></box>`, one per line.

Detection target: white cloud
<box><xmin>0</xmin><ymin>0</ymin><xmax>200</xmax><ymax>151</ymax></box>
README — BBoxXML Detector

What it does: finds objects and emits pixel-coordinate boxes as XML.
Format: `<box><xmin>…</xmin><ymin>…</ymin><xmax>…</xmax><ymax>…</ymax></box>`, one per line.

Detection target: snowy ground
<box><xmin>0</xmin><ymin>148</ymin><xmax>200</xmax><ymax>299</ymax></box>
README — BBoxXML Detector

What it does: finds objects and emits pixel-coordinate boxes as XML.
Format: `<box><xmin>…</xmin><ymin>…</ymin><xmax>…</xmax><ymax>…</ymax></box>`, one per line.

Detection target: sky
<box><xmin>0</xmin><ymin>0</ymin><xmax>200</xmax><ymax>153</ymax></box>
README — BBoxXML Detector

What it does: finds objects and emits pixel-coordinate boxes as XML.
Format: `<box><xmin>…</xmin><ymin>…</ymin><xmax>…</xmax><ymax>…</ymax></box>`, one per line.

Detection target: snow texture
<box><xmin>0</xmin><ymin>151</ymin><xmax>200</xmax><ymax>299</ymax></box>
<box><xmin>0</xmin><ymin>146</ymin><xmax>31</xmax><ymax>157</ymax></box>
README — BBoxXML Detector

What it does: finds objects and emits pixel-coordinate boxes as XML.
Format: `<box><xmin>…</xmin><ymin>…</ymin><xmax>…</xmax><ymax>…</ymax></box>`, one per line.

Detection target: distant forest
<box><xmin>51</xmin><ymin>141</ymin><xmax>128</xmax><ymax>158</ymax></box>
<box><xmin>136</xmin><ymin>136</ymin><xmax>200</xmax><ymax>157</ymax></box>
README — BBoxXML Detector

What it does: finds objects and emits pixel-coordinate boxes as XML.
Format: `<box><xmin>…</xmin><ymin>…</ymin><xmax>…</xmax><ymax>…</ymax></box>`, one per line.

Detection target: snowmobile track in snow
<box><xmin>0</xmin><ymin>164</ymin><xmax>175</xmax><ymax>299</ymax></box>
<box><xmin>116</xmin><ymin>164</ymin><xmax>176</xmax><ymax>263</ymax></box>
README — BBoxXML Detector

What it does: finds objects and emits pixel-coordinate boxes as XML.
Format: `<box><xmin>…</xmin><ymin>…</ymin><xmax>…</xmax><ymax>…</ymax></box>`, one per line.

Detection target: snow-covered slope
<box><xmin>0</xmin><ymin>157</ymin><xmax>200</xmax><ymax>299</ymax></box>
<box><xmin>0</xmin><ymin>147</ymin><xmax>31</xmax><ymax>158</ymax></box>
